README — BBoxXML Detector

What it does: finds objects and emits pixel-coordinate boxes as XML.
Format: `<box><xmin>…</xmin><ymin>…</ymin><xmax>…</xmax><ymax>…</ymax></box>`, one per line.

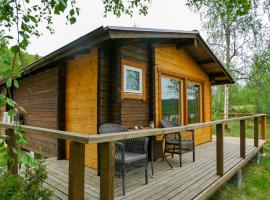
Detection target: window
<box><xmin>124</xmin><ymin>65</ymin><xmax>142</xmax><ymax>94</ymax></box>
<box><xmin>161</xmin><ymin>76</ymin><xmax>182</xmax><ymax>124</ymax></box>
<box><xmin>187</xmin><ymin>82</ymin><xmax>201</xmax><ymax>123</ymax></box>
<box><xmin>122</xmin><ymin>60</ymin><xmax>146</xmax><ymax>100</ymax></box>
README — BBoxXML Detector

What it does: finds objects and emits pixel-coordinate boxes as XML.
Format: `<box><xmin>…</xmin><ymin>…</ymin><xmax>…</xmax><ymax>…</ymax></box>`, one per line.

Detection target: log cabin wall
<box><xmin>13</xmin><ymin>67</ymin><xmax>59</xmax><ymax>157</ymax></box>
<box><xmin>120</xmin><ymin>43</ymin><xmax>150</xmax><ymax>128</ymax></box>
<box><xmin>154</xmin><ymin>45</ymin><xmax>212</xmax><ymax>145</ymax></box>
<box><xmin>65</xmin><ymin>49</ymin><xmax>98</xmax><ymax>169</ymax></box>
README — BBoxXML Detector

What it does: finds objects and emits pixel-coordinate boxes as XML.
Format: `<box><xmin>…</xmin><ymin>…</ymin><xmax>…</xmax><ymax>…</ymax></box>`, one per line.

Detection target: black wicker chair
<box><xmin>161</xmin><ymin>120</ymin><xmax>195</xmax><ymax>168</ymax></box>
<box><xmin>99</xmin><ymin>123</ymin><xmax>149</xmax><ymax>195</ymax></box>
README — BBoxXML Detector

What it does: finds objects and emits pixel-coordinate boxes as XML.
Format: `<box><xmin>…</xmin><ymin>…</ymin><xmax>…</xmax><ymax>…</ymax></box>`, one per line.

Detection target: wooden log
<box><xmin>100</xmin><ymin>142</ymin><xmax>115</xmax><ymax>200</ymax></box>
<box><xmin>254</xmin><ymin>117</ymin><xmax>259</xmax><ymax>147</ymax></box>
<box><xmin>240</xmin><ymin>120</ymin><xmax>246</xmax><ymax>159</ymax></box>
<box><xmin>6</xmin><ymin>128</ymin><xmax>18</xmax><ymax>175</ymax></box>
<box><xmin>68</xmin><ymin>141</ymin><xmax>85</xmax><ymax>200</ymax></box>
<box><xmin>261</xmin><ymin>115</ymin><xmax>267</xmax><ymax>140</ymax></box>
<box><xmin>216</xmin><ymin>123</ymin><xmax>224</xmax><ymax>176</ymax></box>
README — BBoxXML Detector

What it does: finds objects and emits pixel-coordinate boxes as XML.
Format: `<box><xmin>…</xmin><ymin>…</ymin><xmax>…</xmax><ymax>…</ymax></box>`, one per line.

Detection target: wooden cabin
<box><xmin>1</xmin><ymin>26</ymin><xmax>234</xmax><ymax>169</ymax></box>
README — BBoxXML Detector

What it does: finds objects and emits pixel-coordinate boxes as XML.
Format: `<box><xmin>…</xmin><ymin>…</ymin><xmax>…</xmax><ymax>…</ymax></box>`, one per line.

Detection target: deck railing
<box><xmin>1</xmin><ymin>114</ymin><xmax>267</xmax><ymax>200</ymax></box>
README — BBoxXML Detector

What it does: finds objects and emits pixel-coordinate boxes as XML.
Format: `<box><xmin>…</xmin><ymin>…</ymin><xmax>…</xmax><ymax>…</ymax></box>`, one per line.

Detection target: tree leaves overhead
<box><xmin>103</xmin><ymin>0</ymin><xmax>150</xmax><ymax>17</ymax></box>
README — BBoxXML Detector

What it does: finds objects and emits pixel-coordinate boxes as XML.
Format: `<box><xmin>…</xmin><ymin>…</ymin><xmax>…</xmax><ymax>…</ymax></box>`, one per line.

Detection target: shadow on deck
<box><xmin>45</xmin><ymin>137</ymin><xmax>265</xmax><ymax>200</ymax></box>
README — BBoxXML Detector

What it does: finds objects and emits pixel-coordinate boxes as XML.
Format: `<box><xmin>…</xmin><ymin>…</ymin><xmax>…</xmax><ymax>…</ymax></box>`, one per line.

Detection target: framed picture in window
<box><xmin>121</xmin><ymin>60</ymin><xmax>146</xmax><ymax>100</ymax></box>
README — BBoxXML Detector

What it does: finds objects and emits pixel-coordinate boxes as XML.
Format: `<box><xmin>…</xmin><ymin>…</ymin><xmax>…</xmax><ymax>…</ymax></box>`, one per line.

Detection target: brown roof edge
<box><xmin>196</xmin><ymin>35</ymin><xmax>234</xmax><ymax>84</ymax></box>
<box><xmin>0</xmin><ymin>26</ymin><xmax>234</xmax><ymax>85</ymax></box>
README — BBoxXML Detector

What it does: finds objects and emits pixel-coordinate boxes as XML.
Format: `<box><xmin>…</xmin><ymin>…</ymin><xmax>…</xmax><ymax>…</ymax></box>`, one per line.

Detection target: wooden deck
<box><xmin>45</xmin><ymin>137</ymin><xmax>265</xmax><ymax>200</ymax></box>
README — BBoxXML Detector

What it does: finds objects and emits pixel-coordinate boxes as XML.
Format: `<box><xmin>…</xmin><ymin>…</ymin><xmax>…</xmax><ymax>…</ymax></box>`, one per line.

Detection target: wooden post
<box><xmin>261</xmin><ymin>115</ymin><xmax>267</xmax><ymax>140</ymax></box>
<box><xmin>6</xmin><ymin>128</ymin><xmax>18</xmax><ymax>175</ymax></box>
<box><xmin>216</xmin><ymin>123</ymin><xmax>224</xmax><ymax>176</ymax></box>
<box><xmin>254</xmin><ymin>117</ymin><xmax>259</xmax><ymax>147</ymax></box>
<box><xmin>240</xmin><ymin>120</ymin><xmax>246</xmax><ymax>159</ymax></box>
<box><xmin>100</xmin><ymin>142</ymin><xmax>115</xmax><ymax>200</ymax></box>
<box><xmin>68</xmin><ymin>141</ymin><xmax>85</xmax><ymax>200</ymax></box>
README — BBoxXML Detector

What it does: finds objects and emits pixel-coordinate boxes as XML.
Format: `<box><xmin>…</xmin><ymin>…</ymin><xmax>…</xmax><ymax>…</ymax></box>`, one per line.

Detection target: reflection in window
<box><xmin>124</xmin><ymin>65</ymin><xmax>142</xmax><ymax>94</ymax></box>
<box><xmin>187</xmin><ymin>82</ymin><xmax>200</xmax><ymax>123</ymax></box>
<box><xmin>161</xmin><ymin>77</ymin><xmax>181</xmax><ymax>124</ymax></box>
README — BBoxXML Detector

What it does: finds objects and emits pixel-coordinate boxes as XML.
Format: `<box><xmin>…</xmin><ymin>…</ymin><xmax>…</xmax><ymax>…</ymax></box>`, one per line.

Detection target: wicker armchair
<box><xmin>161</xmin><ymin>120</ymin><xmax>195</xmax><ymax>167</ymax></box>
<box><xmin>99</xmin><ymin>123</ymin><xmax>149</xmax><ymax>195</ymax></box>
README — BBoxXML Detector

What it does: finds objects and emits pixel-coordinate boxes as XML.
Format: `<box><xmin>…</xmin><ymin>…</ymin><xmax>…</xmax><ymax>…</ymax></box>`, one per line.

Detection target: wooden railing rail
<box><xmin>1</xmin><ymin>113</ymin><xmax>267</xmax><ymax>200</ymax></box>
<box><xmin>0</xmin><ymin>114</ymin><xmax>266</xmax><ymax>144</ymax></box>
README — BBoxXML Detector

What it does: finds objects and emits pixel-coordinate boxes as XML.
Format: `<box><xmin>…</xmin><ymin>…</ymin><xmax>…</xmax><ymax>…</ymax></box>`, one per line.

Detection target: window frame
<box><xmin>123</xmin><ymin>65</ymin><xmax>143</xmax><ymax>94</ymax></box>
<box><xmin>160</xmin><ymin>75</ymin><xmax>184</xmax><ymax>125</ymax></box>
<box><xmin>187</xmin><ymin>81</ymin><xmax>202</xmax><ymax>124</ymax></box>
<box><xmin>121</xmin><ymin>59</ymin><xmax>146</xmax><ymax>100</ymax></box>
<box><xmin>157</xmin><ymin>67</ymin><xmax>205</xmax><ymax>126</ymax></box>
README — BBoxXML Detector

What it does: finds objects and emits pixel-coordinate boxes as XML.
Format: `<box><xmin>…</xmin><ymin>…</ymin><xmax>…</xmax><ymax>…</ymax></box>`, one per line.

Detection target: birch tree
<box><xmin>186</xmin><ymin>0</ymin><xmax>265</xmax><ymax>126</ymax></box>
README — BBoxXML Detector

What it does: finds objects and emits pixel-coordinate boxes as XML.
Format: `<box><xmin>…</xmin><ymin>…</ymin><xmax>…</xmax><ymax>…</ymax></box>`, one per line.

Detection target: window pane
<box><xmin>126</xmin><ymin>68</ymin><xmax>140</xmax><ymax>91</ymax></box>
<box><xmin>187</xmin><ymin>83</ymin><xmax>200</xmax><ymax>123</ymax></box>
<box><xmin>161</xmin><ymin>77</ymin><xmax>180</xmax><ymax>124</ymax></box>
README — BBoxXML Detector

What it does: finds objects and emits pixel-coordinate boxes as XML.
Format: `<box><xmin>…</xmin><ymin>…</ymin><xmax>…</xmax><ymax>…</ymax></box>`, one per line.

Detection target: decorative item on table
<box><xmin>150</xmin><ymin>121</ymin><xmax>155</xmax><ymax>128</ymax></box>
<box><xmin>134</xmin><ymin>125</ymin><xmax>139</xmax><ymax>130</ymax></box>
<box><xmin>139</xmin><ymin>125</ymin><xmax>144</xmax><ymax>129</ymax></box>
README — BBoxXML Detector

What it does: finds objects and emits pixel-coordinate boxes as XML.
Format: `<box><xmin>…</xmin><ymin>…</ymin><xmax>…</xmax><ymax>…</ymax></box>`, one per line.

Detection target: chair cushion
<box><xmin>115</xmin><ymin>152</ymin><xmax>146</xmax><ymax>163</ymax></box>
<box><xmin>167</xmin><ymin>139</ymin><xmax>193</xmax><ymax>147</ymax></box>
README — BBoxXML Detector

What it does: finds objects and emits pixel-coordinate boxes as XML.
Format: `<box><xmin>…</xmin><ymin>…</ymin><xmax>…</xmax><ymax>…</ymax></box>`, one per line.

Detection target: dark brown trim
<box><xmin>197</xmin><ymin>59</ymin><xmax>215</xmax><ymax>65</ymax></box>
<box><xmin>148</xmin><ymin>45</ymin><xmax>155</xmax><ymax>124</ymax></box>
<box><xmin>176</xmin><ymin>39</ymin><xmax>197</xmax><ymax>49</ymax></box>
<box><xmin>57</xmin><ymin>64</ymin><xmax>66</xmax><ymax>160</ymax></box>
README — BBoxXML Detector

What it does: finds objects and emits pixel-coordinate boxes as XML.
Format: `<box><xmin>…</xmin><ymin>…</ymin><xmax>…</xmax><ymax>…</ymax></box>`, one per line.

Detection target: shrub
<box><xmin>0</xmin><ymin>160</ymin><xmax>53</xmax><ymax>200</ymax></box>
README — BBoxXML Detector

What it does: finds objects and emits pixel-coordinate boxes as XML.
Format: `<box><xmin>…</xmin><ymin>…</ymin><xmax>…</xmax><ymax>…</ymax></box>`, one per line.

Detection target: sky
<box><xmin>27</xmin><ymin>0</ymin><xmax>202</xmax><ymax>56</ymax></box>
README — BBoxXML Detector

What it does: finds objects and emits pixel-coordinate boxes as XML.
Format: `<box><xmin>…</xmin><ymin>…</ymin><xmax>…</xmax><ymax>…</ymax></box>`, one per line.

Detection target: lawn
<box><xmin>211</xmin><ymin>120</ymin><xmax>270</xmax><ymax>200</ymax></box>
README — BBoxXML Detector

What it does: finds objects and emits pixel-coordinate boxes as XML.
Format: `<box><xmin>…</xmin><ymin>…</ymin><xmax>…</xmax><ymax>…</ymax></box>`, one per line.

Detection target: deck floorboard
<box><xmin>44</xmin><ymin>137</ymin><xmax>264</xmax><ymax>200</ymax></box>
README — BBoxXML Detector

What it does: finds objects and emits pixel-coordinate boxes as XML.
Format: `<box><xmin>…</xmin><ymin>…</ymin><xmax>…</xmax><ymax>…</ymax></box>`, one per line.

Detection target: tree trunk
<box><xmin>224</xmin><ymin>25</ymin><xmax>231</xmax><ymax>130</ymax></box>
<box><xmin>224</xmin><ymin>84</ymin><xmax>229</xmax><ymax>119</ymax></box>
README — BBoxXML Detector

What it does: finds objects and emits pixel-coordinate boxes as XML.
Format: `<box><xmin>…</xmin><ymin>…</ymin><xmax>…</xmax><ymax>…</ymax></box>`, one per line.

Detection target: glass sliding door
<box><xmin>161</xmin><ymin>76</ymin><xmax>182</xmax><ymax>124</ymax></box>
<box><xmin>187</xmin><ymin>82</ymin><xmax>201</xmax><ymax>123</ymax></box>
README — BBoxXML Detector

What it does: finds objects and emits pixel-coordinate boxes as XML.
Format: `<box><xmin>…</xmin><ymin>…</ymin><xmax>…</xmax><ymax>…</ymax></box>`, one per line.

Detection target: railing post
<box><xmin>216</xmin><ymin>123</ymin><xmax>224</xmax><ymax>176</ymax></box>
<box><xmin>69</xmin><ymin>141</ymin><xmax>85</xmax><ymax>200</ymax></box>
<box><xmin>254</xmin><ymin>117</ymin><xmax>259</xmax><ymax>147</ymax></box>
<box><xmin>261</xmin><ymin>115</ymin><xmax>267</xmax><ymax>140</ymax></box>
<box><xmin>6</xmin><ymin>128</ymin><xmax>18</xmax><ymax>175</ymax></box>
<box><xmin>240</xmin><ymin>120</ymin><xmax>246</xmax><ymax>159</ymax></box>
<box><xmin>100</xmin><ymin>142</ymin><xmax>115</xmax><ymax>200</ymax></box>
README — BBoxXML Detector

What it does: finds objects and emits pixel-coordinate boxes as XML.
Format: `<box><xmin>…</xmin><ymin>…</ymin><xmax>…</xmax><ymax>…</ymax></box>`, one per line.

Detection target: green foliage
<box><xmin>0</xmin><ymin>160</ymin><xmax>52</xmax><ymax>200</ymax></box>
<box><xmin>211</xmin><ymin>128</ymin><xmax>270</xmax><ymax>199</ymax></box>
<box><xmin>103</xmin><ymin>0</ymin><xmax>150</xmax><ymax>17</ymax></box>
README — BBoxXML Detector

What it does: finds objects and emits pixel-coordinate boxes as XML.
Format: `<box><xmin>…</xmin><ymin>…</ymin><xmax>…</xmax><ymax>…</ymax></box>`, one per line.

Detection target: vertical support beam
<box><xmin>6</xmin><ymin>128</ymin><xmax>18</xmax><ymax>175</ymax></box>
<box><xmin>254</xmin><ymin>117</ymin><xmax>259</xmax><ymax>147</ymax></box>
<box><xmin>68</xmin><ymin>141</ymin><xmax>85</xmax><ymax>200</ymax></box>
<box><xmin>57</xmin><ymin>64</ymin><xmax>67</xmax><ymax>160</ymax></box>
<box><xmin>261</xmin><ymin>115</ymin><xmax>266</xmax><ymax>140</ymax></box>
<box><xmin>216</xmin><ymin>123</ymin><xmax>224</xmax><ymax>176</ymax></box>
<box><xmin>183</xmin><ymin>78</ymin><xmax>188</xmax><ymax>125</ymax></box>
<box><xmin>100</xmin><ymin>142</ymin><xmax>115</xmax><ymax>200</ymax></box>
<box><xmin>240</xmin><ymin>120</ymin><xmax>246</xmax><ymax>159</ymax></box>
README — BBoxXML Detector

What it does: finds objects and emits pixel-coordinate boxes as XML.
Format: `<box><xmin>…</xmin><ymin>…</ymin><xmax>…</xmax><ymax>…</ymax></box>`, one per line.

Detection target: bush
<box><xmin>0</xmin><ymin>160</ymin><xmax>52</xmax><ymax>200</ymax></box>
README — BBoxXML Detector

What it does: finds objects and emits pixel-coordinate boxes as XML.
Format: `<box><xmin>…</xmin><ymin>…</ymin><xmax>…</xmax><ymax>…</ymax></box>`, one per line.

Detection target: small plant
<box><xmin>0</xmin><ymin>160</ymin><xmax>53</xmax><ymax>200</ymax></box>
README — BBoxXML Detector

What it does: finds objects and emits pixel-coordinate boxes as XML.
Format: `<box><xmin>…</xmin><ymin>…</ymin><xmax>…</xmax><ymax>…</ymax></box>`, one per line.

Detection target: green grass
<box><xmin>211</xmin><ymin>121</ymin><xmax>270</xmax><ymax>200</ymax></box>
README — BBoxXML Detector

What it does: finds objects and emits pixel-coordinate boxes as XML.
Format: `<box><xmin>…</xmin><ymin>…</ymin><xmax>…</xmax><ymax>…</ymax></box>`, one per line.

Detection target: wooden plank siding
<box><xmin>13</xmin><ymin>67</ymin><xmax>59</xmax><ymax>157</ymax></box>
<box><xmin>154</xmin><ymin>45</ymin><xmax>212</xmax><ymax>144</ymax></box>
<box><xmin>120</xmin><ymin>43</ymin><xmax>150</xmax><ymax>128</ymax></box>
<box><xmin>65</xmin><ymin>49</ymin><xmax>98</xmax><ymax>169</ymax></box>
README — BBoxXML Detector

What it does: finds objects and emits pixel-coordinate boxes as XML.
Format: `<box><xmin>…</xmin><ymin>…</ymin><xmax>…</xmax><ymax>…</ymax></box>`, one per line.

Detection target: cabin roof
<box><xmin>19</xmin><ymin>26</ymin><xmax>234</xmax><ymax>85</ymax></box>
